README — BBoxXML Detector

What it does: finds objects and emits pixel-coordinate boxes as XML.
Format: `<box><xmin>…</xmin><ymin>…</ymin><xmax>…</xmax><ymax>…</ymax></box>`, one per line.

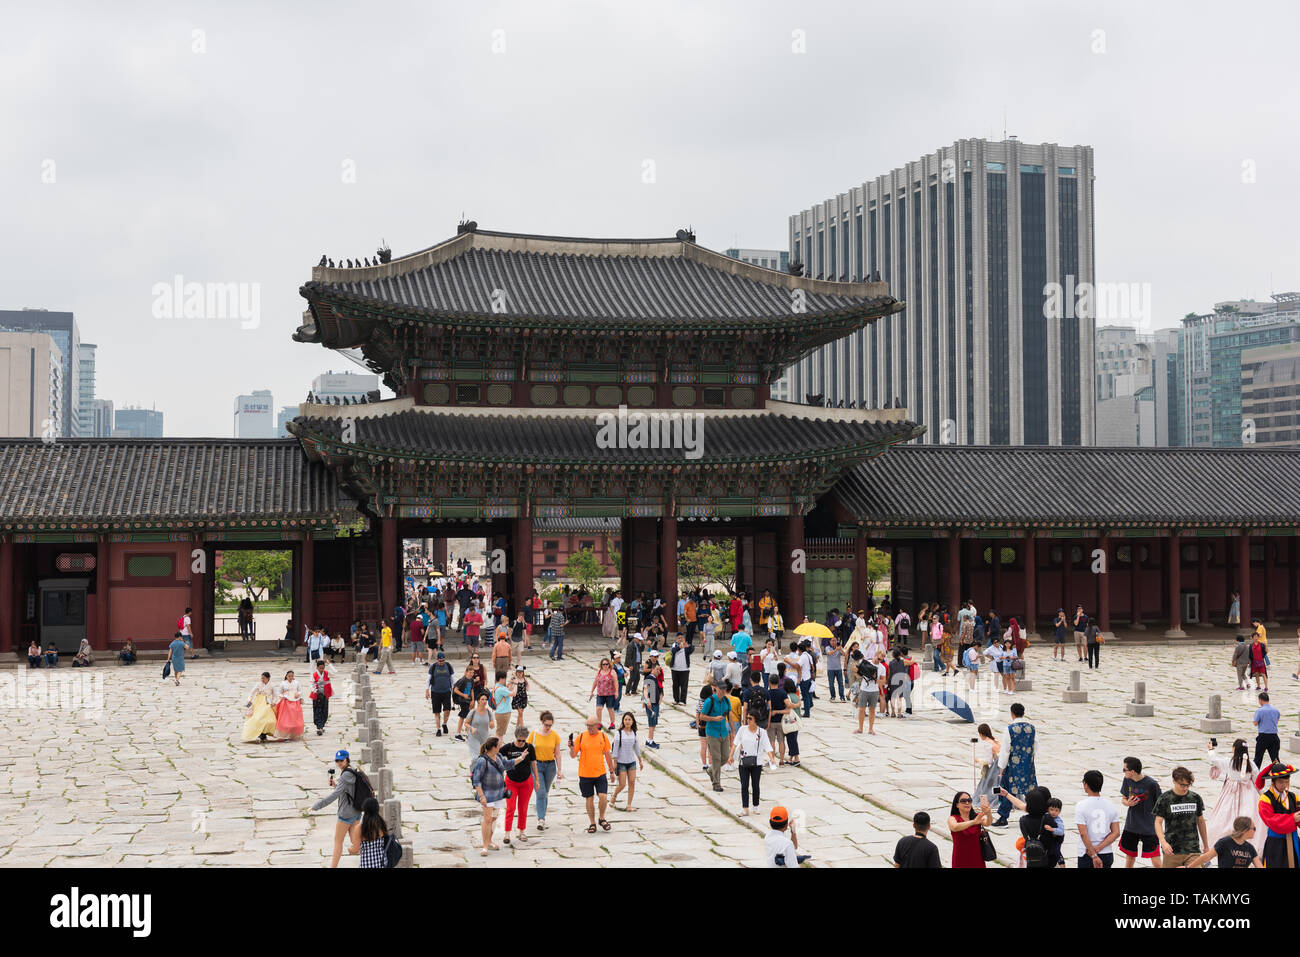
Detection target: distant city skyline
<box><xmin>3</xmin><ymin>2</ymin><xmax>1297</xmax><ymax>435</ymax></box>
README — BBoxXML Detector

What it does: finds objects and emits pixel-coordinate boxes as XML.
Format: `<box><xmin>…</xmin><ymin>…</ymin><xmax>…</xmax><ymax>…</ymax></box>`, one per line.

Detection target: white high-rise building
<box><xmin>234</xmin><ymin>389</ymin><xmax>275</xmax><ymax>438</ymax></box>
<box><xmin>0</xmin><ymin>331</ymin><xmax>63</xmax><ymax>438</ymax></box>
<box><xmin>310</xmin><ymin>370</ymin><xmax>378</xmax><ymax>403</ymax></box>
<box><xmin>784</xmin><ymin>137</ymin><xmax>1097</xmax><ymax>445</ymax></box>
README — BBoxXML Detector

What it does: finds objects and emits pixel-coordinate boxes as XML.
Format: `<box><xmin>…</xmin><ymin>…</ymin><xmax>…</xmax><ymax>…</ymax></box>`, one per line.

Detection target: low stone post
<box><xmin>382</xmin><ymin>798</ymin><xmax>403</xmax><ymax>840</ymax></box>
<box><xmin>1062</xmin><ymin>669</ymin><xmax>1088</xmax><ymax>703</ymax></box>
<box><xmin>1199</xmin><ymin>695</ymin><xmax>1232</xmax><ymax>734</ymax></box>
<box><xmin>1125</xmin><ymin>681</ymin><xmax>1154</xmax><ymax>717</ymax></box>
<box><xmin>378</xmin><ymin>765</ymin><xmax>393</xmax><ymax>803</ymax></box>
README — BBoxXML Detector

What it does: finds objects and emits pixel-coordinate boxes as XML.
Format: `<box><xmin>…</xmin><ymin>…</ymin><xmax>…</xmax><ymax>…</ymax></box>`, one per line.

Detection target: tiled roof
<box><xmin>301</xmin><ymin>229</ymin><xmax>897</xmax><ymax>327</ymax></box>
<box><xmin>291</xmin><ymin>409</ymin><xmax>921</xmax><ymax>464</ymax></box>
<box><xmin>832</xmin><ymin>445</ymin><xmax>1300</xmax><ymax>527</ymax></box>
<box><xmin>0</xmin><ymin>439</ymin><xmax>356</xmax><ymax>527</ymax></box>
<box><xmin>533</xmin><ymin>517</ymin><xmax>622</xmax><ymax>533</ymax></box>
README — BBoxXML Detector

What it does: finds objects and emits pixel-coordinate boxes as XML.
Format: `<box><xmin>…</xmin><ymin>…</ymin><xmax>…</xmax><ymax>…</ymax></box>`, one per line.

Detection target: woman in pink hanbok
<box><xmin>1205</xmin><ymin>739</ymin><xmax>1265</xmax><ymax>855</ymax></box>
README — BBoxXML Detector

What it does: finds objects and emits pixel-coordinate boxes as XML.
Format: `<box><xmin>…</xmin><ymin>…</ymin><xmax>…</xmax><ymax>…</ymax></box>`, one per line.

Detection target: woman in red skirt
<box><xmin>949</xmin><ymin>790</ymin><xmax>993</xmax><ymax>868</ymax></box>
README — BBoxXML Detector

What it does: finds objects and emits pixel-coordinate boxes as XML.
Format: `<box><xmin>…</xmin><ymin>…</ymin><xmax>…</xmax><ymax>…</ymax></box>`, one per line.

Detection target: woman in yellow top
<box><xmin>758</xmin><ymin>591</ymin><xmax>774</xmax><ymax>630</ymax></box>
<box><xmin>527</xmin><ymin>711</ymin><xmax>564</xmax><ymax>830</ymax></box>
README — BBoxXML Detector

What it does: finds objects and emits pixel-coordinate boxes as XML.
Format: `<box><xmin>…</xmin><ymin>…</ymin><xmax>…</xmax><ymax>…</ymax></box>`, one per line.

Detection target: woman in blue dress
<box><xmin>168</xmin><ymin>631</ymin><xmax>187</xmax><ymax>686</ymax></box>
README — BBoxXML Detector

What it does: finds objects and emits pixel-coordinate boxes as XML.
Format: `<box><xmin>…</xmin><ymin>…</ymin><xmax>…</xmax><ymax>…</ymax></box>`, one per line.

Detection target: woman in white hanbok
<box><xmin>1205</xmin><ymin>739</ymin><xmax>1265</xmax><ymax>855</ymax></box>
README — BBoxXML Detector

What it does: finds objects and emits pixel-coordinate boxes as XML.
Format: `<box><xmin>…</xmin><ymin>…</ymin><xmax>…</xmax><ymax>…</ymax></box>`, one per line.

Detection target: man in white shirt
<box><xmin>763</xmin><ymin>806</ymin><xmax>808</xmax><ymax>867</ymax></box>
<box><xmin>609</xmin><ymin>592</ymin><xmax>624</xmax><ymax>616</ymax></box>
<box><xmin>796</xmin><ymin>642</ymin><xmax>816</xmax><ymax>716</ymax></box>
<box><xmin>1075</xmin><ymin>769</ymin><xmax>1122</xmax><ymax>868</ymax></box>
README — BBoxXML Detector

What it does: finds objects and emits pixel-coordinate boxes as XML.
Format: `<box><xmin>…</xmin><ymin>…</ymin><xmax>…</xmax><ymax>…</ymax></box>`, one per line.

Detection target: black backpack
<box><xmin>383</xmin><ymin>834</ymin><xmax>402</xmax><ymax>868</ymax></box>
<box><xmin>1023</xmin><ymin>821</ymin><xmax>1050</xmax><ymax>868</ymax></box>
<box><xmin>747</xmin><ymin>690</ymin><xmax>770</xmax><ymax>725</ymax></box>
<box><xmin>349</xmin><ymin>767</ymin><xmax>375</xmax><ymax>807</ymax></box>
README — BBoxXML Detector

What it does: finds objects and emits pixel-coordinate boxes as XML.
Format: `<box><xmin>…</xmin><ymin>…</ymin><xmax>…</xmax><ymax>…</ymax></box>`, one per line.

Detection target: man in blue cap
<box><xmin>426</xmin><ymin>650</ymin><xmax>456</xmax><ymax>736</ymax></box>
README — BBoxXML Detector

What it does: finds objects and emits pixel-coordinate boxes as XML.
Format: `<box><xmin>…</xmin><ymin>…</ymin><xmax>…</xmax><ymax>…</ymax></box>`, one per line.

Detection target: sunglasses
<box><xmin>958</xmin><ymin>798</ymin><xmax>972</xmax><ymax>804</ymax></box>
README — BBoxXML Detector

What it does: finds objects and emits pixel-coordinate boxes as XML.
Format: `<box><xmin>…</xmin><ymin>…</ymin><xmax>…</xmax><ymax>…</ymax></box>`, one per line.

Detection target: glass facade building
<box><xmin>783</xmin><ymin>138</ymin><xmax>1096</xmax><ymax>445</ymax></box>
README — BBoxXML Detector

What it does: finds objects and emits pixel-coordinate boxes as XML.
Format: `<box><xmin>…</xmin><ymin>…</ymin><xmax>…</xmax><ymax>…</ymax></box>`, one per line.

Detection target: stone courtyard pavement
<box><xmin>1</xmin><ymin>638</ymin><xmax>1295</xmax><ymax>867</ymax></box>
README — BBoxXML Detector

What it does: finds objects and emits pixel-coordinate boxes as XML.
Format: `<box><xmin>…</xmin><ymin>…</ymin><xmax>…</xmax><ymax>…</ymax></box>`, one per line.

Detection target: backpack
<box><xmin>349</xmin><ymin>767</ymin><xmax>375</xmax><ymax>807</ymax></box>
<box><xmin>176</xmin><ymin>615</ymin><xmax>185</xmax><ymax>632</ymax></box>
<box><xmin>747</xmin><ymin>690</ymin><xmax>770</xmax><ymax>726</ymax></box>
<box><xmin>1022</xmin><ymin>821</ymin><xmax>1049</xmax><ymax>868</ymax></box>
<box><xmin>384</xmin><ymin>834</ymin><xmax>402</xmax><ymax>868</ymax></box>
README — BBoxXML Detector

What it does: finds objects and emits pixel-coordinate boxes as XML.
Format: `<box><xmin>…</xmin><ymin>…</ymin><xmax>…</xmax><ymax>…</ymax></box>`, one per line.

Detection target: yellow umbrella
<box><xmin>794</xmin><ymin>621</ymin><xmax>834</xmax><ymax>640</ymax></box>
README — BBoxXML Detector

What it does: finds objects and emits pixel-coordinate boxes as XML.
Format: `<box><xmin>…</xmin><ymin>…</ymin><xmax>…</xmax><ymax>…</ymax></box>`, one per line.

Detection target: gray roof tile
<box><xmin>832</xmin><ymin>445</ymin><xmax>1300</xmax><ymax>526</ymax></box>
<box><xmin>0</xmin><ymin>439</ymin><xmax>356</xmax><ymax>526</ymax></box>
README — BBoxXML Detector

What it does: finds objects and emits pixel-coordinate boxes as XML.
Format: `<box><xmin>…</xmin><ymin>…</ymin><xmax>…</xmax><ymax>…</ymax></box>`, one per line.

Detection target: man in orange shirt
<box><xmin>684</xmin><ymin>594</ymin><xmax>698</xmax><ymax>646</ymax></box>
<box><xmin>569</xmin><ymin>716</ymin><xmax>615</xmax><ymax>833</ymax></box>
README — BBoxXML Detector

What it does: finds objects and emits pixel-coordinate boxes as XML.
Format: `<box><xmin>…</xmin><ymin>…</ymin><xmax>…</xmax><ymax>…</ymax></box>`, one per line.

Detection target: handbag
<box><xmin>162</xmin><ymin>660</ymin><xmax>171</xmax><ymax>680</ymax></box>
<box><xmin>979</xmin><ymin>826</ymin><xmax>997</xmax><ymax>862</ymax></box>
<box><xmin>1011</xmin><ymin>660</ymin><xmax>1025</xmax><ymax>672</ymax></box>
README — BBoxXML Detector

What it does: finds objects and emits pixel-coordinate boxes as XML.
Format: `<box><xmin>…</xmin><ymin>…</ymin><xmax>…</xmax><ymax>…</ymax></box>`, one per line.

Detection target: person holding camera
<box><xmin>310</xmin><ymin>750</ymin><xmax>368</xmax><ymax>867</ymax></box>
<box><xmin>727</xmin><ymin>708</ymin><xmax>774</xmax><ymax>814</ymax></box>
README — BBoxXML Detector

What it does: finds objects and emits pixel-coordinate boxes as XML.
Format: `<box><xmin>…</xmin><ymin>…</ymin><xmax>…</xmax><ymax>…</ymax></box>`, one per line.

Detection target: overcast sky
<box><xmin>3</xmin><ymin>0</ymin><xmax>1297</xmax><ymax>436</ymax></box>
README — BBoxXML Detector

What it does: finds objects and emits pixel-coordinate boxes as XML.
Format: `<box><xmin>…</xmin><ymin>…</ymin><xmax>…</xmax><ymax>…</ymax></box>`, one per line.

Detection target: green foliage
<box><xmin>564</xmin><ymin>547</ymin><xmax>609</xmax><ymax>595</ymax></box>
<box><xmin>217</xmin><ymin>550</ymin><xmax>292</xmax><ymax>602</ymax></box>
<box><xmin>678</xmin><ymin>539</ymin><xmax>737</xmax><ymax>594</ymax></box>
<box><xmin>606</xmin><ymin>535</ymin><xmax>622</xmax><ymax>575</ymax></box>
<box><xmin>864</xmin><ymin>547</ymin><xmax>890</xmax><ymax>597</ymax></box>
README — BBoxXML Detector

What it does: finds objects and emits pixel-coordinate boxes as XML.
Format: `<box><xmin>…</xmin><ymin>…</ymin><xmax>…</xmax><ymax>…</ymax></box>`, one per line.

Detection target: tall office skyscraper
<box><xmin>309</xmin><ymin>370</ymin><xmax>378</xmax><ymax>402</ymax></box>
<box><xmin>0</xmin><ymin>308</ymin><xmax>82</xmax><ymax>436</ymax></box>
<box><xmin>0</xmin><ymin>331</ymin><xmax>63</xmax><ymax>437</ymax></box>
<box><xmin>114</xmin><ymin>406</ymin><xmax>164</xmax><ymax>437</ymax></box>
<box><xmin>77</xmin><ymin>342</ymin><xmax>97</xmax><ymax>437</ymax></box>
<box><xmin>92</xmin><ymin>398</ymin><xmax>115</xmax><ymax>437</ymax></box>
<box><xmin>234</xmin><ymin>389</ymin><xmax>275</xmax><ymax>438</ymax></box>
<box><xmin>1174</xmin><ymin>294</ymin><xmax>1300</xmax><ymax>446</ymax></box>
<box><xmin>784</xmin><ymin>138</ymin><xmax>1096</xmax><ymax>445</ymax></box>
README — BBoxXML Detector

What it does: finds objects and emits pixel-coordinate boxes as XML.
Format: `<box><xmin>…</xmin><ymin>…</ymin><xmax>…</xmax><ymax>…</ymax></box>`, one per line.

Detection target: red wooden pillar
<box><xmin>1237</xmin><ymin>531</ymin><xmax>1253</xmax><ymax>635</ymax></box>
<box><xmin>659</xmin><ymin>516</ymin><xmax>678</xmax><ymax>632</ymax></box>
<box><xmin>1197</xmin><ymin>537</ymin><xmax>1210</xmax><ymax>626</ymax></box>
<box><xmin>852</xmin><ymin>525</ymin><xmax>868</xmax><ymax>613</ymax></box>
<box><xmin>1263</xmin><ymin>537</ymin><xmax>1277</xmax><ymax>624</ymax></box>
<box><xmin>513</xmin><ymin>516</ymin><xmax>533</xmax><ymax>616</ymax></box>
<box><xmin>1292</xmin><ymin>537</ymin><xmax>1300</xmax><ymax>619</ymax></box>
<box><xmin>300</xmin><ymin>531</ymin><xmax>315</xmax><ymax>634</ymax></box>
<box><xmin>95</xmin><ymin>536</ymin><xmax>111</xmax><ymax>650</ymax></box>
<box><xmin>1097</xmin><ymin>532</ymin><xmax>1111</xmax><ymax>633</ymax></box>
<box><xmin>1130</xmin><ymin>537</ymin><xmax>1144</xmax><ymax>629</ymax></box>
<box><xmin>188</xmin><ymin>534</ymin><xmax>206</xmax><ymax>649</ymax></box>
<box><xmin>1061</xmin><ymin>537</ymin><xmax>1072</xmax><ymax>621</ymax></box>
<box><xmin>948</xmin><ymin>531</ymin><xmax>962</xmax><ymax>614</ymax></box>
<box><xmin>990</xmin><ymin>537</ymin><xmax>1002</xmax><ymax>614</ymax></box>
<box><xmin>381</xmin><ymin>518</ymin><xmax>399</xmax><ymax>622</ymax></box>
<box><xmin>0</xmin><ymin>537</ymin><xmax>14</xmax><ymax>653</ymax></box>
<box><xmin>1023</xmin><ymin>530</ymin><xmax>1037</xmax><ymax>635</ymax></box>
<box><xmin>1166</xmin><ymin>531</ymin><xmax>1185</xmax><ymax>637</ymax></box>
<box><xmin>781</xmin><ymin>513</ymin><xmax>806</xmax><ymax>624</ymax></box>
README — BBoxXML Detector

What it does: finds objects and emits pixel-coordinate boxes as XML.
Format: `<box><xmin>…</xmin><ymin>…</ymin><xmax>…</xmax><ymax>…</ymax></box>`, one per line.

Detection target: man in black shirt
<box><xmin>894</xmin><ymin>812</ymin><xmax>941</xmax><ymax>868</ymax></box>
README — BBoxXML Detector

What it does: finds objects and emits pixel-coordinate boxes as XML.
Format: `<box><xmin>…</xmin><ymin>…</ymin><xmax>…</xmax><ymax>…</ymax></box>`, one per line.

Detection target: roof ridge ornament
<box><xmin>457</xmin><ymin>219</ymin><xmax>478</xmax><ymax>235</ymax></box>
<box><xmin>675</xmin><ymin>227</ymin><xmax>696</xmax><ymax>243</ymax></box>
